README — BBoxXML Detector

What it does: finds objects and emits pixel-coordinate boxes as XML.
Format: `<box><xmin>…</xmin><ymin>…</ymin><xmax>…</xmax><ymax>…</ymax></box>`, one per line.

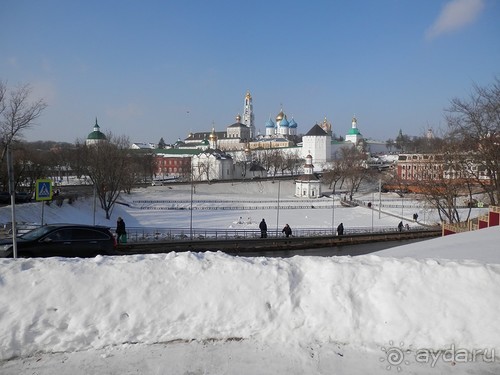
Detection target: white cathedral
<box><xmin>264</xmin><ymin>109</ymin><xmax>298</xmax><ymax>137</ymax></box>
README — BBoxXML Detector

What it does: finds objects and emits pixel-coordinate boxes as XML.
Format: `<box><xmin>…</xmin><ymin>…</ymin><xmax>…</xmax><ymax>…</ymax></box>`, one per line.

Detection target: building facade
<box><xmin>295</xmin><ymin>154</ymin><xmax>321</xmax><ymax>198</ymax></box>
<box><xmin>301</xmin><ymin>124</ymin><xmax>331</xmax><ymax>164</ymax></box>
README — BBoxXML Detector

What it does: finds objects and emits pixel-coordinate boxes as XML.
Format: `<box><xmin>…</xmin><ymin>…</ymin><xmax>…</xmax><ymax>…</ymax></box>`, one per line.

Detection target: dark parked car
<box><xmin>0</xmin><ymin>192</ymin><xmax>10</xmax><ymax>204</ymax></box>
<box><xmin>0</xmin><ymin>224</ymin><xmax>117</xmax><ymax>258</ymax></box>
<box><xmin>15</xmin><ymin>191</ymin><xmax>32</xmax><ymax>203</ymax></box>
<box><xmin>0</xmin><ymin>191</ymin><xmax>33</xmax><ymax>204</ymax></box>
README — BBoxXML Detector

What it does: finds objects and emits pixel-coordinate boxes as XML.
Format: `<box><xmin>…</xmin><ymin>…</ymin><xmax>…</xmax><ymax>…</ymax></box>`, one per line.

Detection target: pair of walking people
<box><xmin>259</xmin><ymin>219</ymin><xmax>293</xmax><ymax>238</ymax></box>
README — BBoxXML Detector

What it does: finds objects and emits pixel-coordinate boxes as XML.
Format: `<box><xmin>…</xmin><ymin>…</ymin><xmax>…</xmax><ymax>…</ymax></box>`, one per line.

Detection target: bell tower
<box><xmin>242</xmin><ymin>91</ymin><xmax>255</xmax><ymax>139</ymax></box>
<box><xmin>208</xmin><ymin>126</ymin><xmax>218</xmax><ymax>149</ymax></box>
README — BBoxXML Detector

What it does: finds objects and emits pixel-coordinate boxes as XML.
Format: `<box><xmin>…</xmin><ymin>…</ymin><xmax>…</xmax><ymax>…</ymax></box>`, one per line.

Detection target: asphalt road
<box><xmin>225</xmin><ymin>237</ymin><xmax>428</xmax><ymax>258</ymax></box>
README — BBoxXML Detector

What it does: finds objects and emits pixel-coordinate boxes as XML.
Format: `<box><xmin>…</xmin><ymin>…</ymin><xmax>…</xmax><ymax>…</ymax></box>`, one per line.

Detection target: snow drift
<box><xmin>1</xmin><ymin>250</ymin><xmax>499</xmax><ymax>361</ymax></box>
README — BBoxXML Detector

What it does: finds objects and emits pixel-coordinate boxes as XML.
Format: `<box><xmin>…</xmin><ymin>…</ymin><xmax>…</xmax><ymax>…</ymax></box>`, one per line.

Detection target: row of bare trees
<box><xmin>423</xmin><ymin>78</ymin><xmax>499</xmax><ymax>223</ymax></box>
<box><xmin>252</xmin><ymin>149</ymin><xmax>303</xmax><ymax>177</ymax></box>
<box><xmin>0</xmin><ymin>136</ymin><xmax>156</xmax><ymax>219</ymax></box>
<box><xmin>381</xmin><ymin>78</ymin><xmax>499</xmax><ymax>224</ymax></box>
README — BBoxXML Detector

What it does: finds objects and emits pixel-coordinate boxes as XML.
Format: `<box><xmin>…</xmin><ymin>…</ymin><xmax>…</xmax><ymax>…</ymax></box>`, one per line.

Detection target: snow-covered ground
<box><xmin>1</xmin><ymin>179</ymin><xmax>488</xmax><ymax>232</ymax></box>
<box><xmin>0</xmin><ymin>180</ymin><xmax>499</xmax><ymax>374</ymax></box>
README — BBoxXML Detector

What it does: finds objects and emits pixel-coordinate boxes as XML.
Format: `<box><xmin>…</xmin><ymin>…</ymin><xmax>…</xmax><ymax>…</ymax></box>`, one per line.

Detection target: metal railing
<box><xmin>121</xmin><ymin>225</ymin><xmax>434</xmax><ymax>243</ymax></box>
<box><xmin>1</xmin><ymin>222</ymin><xmax>437</xmax><ymax>242</ymax></box>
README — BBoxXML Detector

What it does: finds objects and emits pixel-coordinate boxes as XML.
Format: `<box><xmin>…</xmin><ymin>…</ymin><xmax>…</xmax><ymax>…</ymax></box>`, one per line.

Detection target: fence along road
<box><xmin>115</xmin><ymin>228</ymin><xmax>441</xmax><ymax>256</ymax></box>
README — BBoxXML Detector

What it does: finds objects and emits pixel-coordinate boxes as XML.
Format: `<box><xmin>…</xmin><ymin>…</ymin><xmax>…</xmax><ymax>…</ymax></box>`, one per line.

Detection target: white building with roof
<box><xmin>295</xmin><ymin>154</ymin><xmax>321</xmax><ymax>198</ymax></box>
<box><xmin>345</xmin><ymin>116</ymin><xmax>363</xmax><ymax>144</ymax></box>
<box><xmin>191</xmin><ymin>149</ymin><xmax>234</xmax><ymax>182</ymax></box>
<box><xmin>301</xmin><ymin>124</ymin><xmax>331</xmax><ymax>165</ymax></box>
<box><xmin>131</xmin><ymin>142</ymin><xmax>156</xmax><ymax>150</ymax></box>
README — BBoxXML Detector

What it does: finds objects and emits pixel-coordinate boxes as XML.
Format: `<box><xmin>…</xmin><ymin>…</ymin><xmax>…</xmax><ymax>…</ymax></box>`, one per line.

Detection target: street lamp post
<box><xmin>276</xmin><ymin>180</ymin><xmax>281</xmax><ymax>237</ymax></box>
<box><xmin>371</xmin><ymin>191</ymin><xmax>374</xmax><ymax>232</ymax></box>
<box><xmin>378</xmin><ymin>178</ymin><xmax>382</xmax><ymax>219</ymax></box>
<box><xmin>93</xmin><ymin>183</ymin><xmax>97</xmax><ymax>225</ymax></box>
<box><xmin>6</xmin><ymin>144</ymin><xmax>18</xmax><ymax>258</ymax></box>
<box><xmin>190</xmin><ymin>161</ymin><xmax>194</xmax><ymax>240</ymax></box>
<box><xmin>331</xmin><ymin>188</ymin><xmax>335</xmax><ymax>235</ymax></box>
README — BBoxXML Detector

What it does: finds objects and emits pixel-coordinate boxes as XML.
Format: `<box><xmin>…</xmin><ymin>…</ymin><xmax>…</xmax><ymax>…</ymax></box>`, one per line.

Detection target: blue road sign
<box><xmin>36</xmin><ymin>179</ymin><xmax>52</xmax><ymax>201</ymax></box>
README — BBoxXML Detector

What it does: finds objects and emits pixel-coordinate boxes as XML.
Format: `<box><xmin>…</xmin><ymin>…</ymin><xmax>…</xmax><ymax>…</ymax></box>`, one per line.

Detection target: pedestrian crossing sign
<box><xmin>36</xmin><ymin>179</ymin><xmax>53</xmax><ymax>201</ymax></box>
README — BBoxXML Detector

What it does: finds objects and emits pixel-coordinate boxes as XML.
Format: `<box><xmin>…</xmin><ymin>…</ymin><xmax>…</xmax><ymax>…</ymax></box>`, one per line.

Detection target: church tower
<box><xmin>345</xmin><ymin>115</ymin><xmax>363</xmax><ymax>144</ymax></box>
<box><xmin>86</xmin><ymin>117</ymin><xmax>107</xmax><ymax>146</ymax></box>
<box><xmin>242</xmin><ymin>91</ymin><xmax>255</xmax><ymax>139</ymax></box>
<box><xmin>208</xmin><ymin>126</ymin><xmax>218</xmax><ymax>149</ymax></box>
<box><xmin>295</xmin><ymin>153</ymin><xmax>321</xmax><ymax>198</ymax></box>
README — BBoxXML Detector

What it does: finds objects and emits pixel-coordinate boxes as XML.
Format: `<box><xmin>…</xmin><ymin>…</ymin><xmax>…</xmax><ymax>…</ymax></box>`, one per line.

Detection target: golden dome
<box><xmin>208</xmin><ymin>127</ymin><xmax>217</xmax><ymax>140</ymax></box>
<box><xmin>276</xmin><ymin>109</ymin><xmax>285</xmax><ymax>122</ymax></box>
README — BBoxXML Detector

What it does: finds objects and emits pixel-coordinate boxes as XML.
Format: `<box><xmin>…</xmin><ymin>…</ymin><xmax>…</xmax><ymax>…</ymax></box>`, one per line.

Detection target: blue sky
<box><xmin>1</xmin><ymin>0</ymin><xmax>499</xmax><ymax>144</ymax></box>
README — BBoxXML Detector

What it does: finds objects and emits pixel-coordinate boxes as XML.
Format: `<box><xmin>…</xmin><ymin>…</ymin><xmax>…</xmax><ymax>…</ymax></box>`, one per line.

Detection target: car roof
<box><xmin>43</xmin><ymin>224</ymin><xmax>111</xmax><ymax>230</ymax></box>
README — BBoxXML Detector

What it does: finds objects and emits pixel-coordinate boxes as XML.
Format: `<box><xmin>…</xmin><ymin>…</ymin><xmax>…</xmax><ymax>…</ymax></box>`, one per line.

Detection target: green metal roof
<box><xmin>87</xmin><ymin>131</ymin><xmax>106</xmax><ymax>140</ymax></box>
<box><xmin>347</xmin><ymin>128</ymin><xmax>362</xmax><ymax>135</ymax></box>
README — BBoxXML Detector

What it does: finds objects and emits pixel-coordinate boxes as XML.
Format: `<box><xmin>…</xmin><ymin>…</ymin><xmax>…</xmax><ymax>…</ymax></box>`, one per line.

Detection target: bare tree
<box><xmin>283</xmin><ymin>150</ymin><xmax>302</xmax><ymax>176</ymax></box>
<box><xmin>77</xmin><ymin>133</ymin><xmax>130</xmax><ymax>220</ymax></box>
<box><xmin>337</xmin><ymin>146</ymin><xmax>370</xmax><ymax>197</ymax></box>
<box><xmin>322</xmin><ymin>162</ymin><xmax>346</xmax><ymax>193</ymax></box>
<box><xmin>408</xmin><ymin>152</ymin><xmax>474</xmax><ymax>224</ymax></box>
<box><xmin>0</xmin><ymin>81</ymin><xmax>47</xmax><ymax>165</ymax></box>
<box><xmin>445</xmin><ymin>78</ymin><xmax>500</xmax><ymax>205</ymax></box>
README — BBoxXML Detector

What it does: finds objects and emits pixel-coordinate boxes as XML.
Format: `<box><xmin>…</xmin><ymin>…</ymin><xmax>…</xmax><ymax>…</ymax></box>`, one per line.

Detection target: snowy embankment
<box><xmin>1</xmin><ymin>234</ymin><xmax>499</xmax><ymax>361</ymax></box>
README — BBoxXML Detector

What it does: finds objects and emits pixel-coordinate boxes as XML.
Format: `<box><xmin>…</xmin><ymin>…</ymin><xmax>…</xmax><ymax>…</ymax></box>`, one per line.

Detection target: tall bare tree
<box><xmin>445</xmin><ymin>78</ymin><xmax>500</xmax><ymax>205</ymax></box>
<box><xmin>0</xmin><ymin>81</ymin><xmax>47</xmax><ymax>166</ymax></box>
<box><xmin>78</xmin><ymin>133</ymin><xmax>130</xmax><ymax>220</ymax></box>
<box><xmin>337</xmin><ymin>146</ymin><xmax>371</xmax><ymax>197</ymax></box>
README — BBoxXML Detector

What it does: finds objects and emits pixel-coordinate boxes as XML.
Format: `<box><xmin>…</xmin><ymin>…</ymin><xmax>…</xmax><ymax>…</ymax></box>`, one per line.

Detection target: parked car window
<box><xmin>20</xmin><ymin>226</ymin><xmax>54</xmax><ymax>240</ymax></box>
<box><xmin>71</xmin><ymin>228</ymin><xmax>111</xmax><ymax>240</ymax></box>
<box><xmin>46</xmin><ymin>229</ymin><xmax>72</xmax><ymax>241</ymax></box>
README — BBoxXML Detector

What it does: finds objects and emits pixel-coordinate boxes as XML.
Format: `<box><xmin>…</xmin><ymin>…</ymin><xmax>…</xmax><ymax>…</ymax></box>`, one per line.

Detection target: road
<box><xmin>224</xmin><ymin>237</ymin><xmax>428</xmax><ymax>257</ymax></box>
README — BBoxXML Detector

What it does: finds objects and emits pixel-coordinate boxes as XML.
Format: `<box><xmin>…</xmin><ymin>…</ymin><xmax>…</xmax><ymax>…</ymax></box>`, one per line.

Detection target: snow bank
<box><xmin>376</xmin><ymin>225</ymin><xmax>500</xmax><ymax>263</ymax></box>
<box><xmin>1</xmin><ymin>251</ymin><xmax>499</xmax><ymax>361</ymax></box>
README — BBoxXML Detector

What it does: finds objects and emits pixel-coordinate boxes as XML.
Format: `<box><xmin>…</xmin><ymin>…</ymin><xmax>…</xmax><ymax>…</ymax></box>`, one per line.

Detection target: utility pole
<box><xmin>276</xmin><ymin>180</ymin><xmax>281</xmax><ymax>237</ymax></box>
<box><xmin>378</xmin><ymin>178</ymin><xmax>382</xmax><ymax>219</ymax></box>
<box><xmin>6</xmin><ymin>144</ymin><xmax>18</xmax><ymax>258</ymax></box>
<box><xmin>190</xmin><ymin>162</ymin><xmax>194</xmax><ymax>240</ymax></box>
<box><xmin>331</xmin><ymin>188</ymin><xmax>336</xmax><ymax>235</ymax></box>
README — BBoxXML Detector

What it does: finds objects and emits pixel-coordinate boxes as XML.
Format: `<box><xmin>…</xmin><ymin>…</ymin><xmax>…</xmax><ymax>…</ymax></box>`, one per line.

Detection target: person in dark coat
<box><xmin>259</xmin><ymin>219</ymin><xmax>267</xmax><ymax>238</ymax></box>
<box><xmin>398</xmin><ymin>221</ymin><xmax>404</xmax><ymax>232</ymax></box>
<box><xmin>282</xmin><ymin>224</ymin><xmax>292</xmax><ymax>238</ymax></box>
<box><xmin>337</xmin><ymin>222</ymin><xmax>344</xmax><ymax>236</ymax></box>
<box><xmin>116</xmin><ymin>217</ymin><xmax>126</xmax><ymax>244</ymax></box>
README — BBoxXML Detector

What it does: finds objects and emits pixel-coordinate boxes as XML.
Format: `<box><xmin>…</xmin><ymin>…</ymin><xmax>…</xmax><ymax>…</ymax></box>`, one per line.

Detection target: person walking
<box><xmin>337</xmin><ymin>222</ymin><xmax>344</xmax><ymax>236</ymax></box>
<box><xmin>259</xmin><ymin>218</ymin><xmax>268</xmax><ymax>238</ymax></box>
<box><xmin>116</xmin><ymin>217</ymin><xmax>127</xmax><ymax>244</ymax></box>
<box><xmin>282</xmin><ymin>224</ymin><xmax>292</xmax><ymax>238</ymax></box>
<box><xmin>398</xmin><ymin>221</ymin><xmax>404</xmax><ymax>232</ymax></box>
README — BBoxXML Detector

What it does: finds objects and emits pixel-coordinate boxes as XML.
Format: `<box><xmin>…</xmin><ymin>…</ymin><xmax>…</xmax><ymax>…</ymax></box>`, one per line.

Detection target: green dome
<box><xmin>87</xmin><ymin>118</ymin><xmax>106</xmax><ymax>141</ymax></box>
<box><xmin>87</xmin><ymin>130</ymin><xmax>106</xmax><ymax>140</ymax></box>
<box><xmin>348</xmin><ymin>128</ymin><xmax>361</xmax><ymax>135</ymax></box>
